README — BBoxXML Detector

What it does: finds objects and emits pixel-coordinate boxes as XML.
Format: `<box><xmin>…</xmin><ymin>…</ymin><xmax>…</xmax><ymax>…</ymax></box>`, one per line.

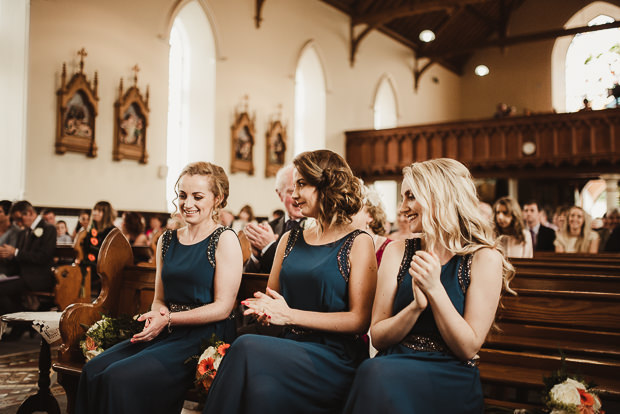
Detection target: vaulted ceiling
<box><xmin>319</xmin><ymin>0</ymin><xmax>620</xmax><ymax>82</ymax></box>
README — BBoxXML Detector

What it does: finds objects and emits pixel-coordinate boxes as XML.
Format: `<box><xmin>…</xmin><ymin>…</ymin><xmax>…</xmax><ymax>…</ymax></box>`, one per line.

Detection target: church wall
<box><xmin>24</xmin><ymin>0</ymin><xmax>460</xmax><ymax>215</ymax></box>
<box><xmin>458</xmin><ymin>0</ymin><xmax>618</xmax><ymax>119</ymax></box>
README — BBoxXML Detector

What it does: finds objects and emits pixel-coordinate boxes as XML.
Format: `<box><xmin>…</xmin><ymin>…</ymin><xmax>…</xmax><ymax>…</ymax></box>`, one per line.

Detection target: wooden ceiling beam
<box><xmin>419</xmin><ymin>20</ymin><xmax>620</xmax><ymax>58</ymax></box>
<box><xmin>352</xmin><ymin>0</ymin><xmax>488</xmax><ymax>26</ymax></box>
<box><xmin>464</xmin><ymin>4</ymin><xmax>498</xmax><ymax>31</ymax></box>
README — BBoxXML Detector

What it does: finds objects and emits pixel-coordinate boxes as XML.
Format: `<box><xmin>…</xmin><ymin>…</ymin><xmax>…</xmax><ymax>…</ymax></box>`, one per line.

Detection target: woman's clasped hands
<box><xmin>408</xmin><ymin>250</ymin><xmax>443</xmax><ymax>309</ymax></box>
<box><xmin>242</xmin><ymin>287</ymin><xmax>292</xmax><ymax>326</ymax></box>
<box><xmin>131</xmin><ymin>306</ymin><xmax>169</xmax><ymax>343</ymax></box>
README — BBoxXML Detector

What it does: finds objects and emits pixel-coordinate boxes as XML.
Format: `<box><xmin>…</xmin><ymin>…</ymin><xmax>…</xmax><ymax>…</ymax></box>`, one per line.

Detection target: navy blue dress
<box><xmin>203</xmin><ymin>228</ymin><xmax>369</xmax><ymax>414</ymax></box>
<box><xmin>75</xmin><ymin>227</ymin><xmax>235</xmax><ymax>414</ymax></box>
<box><xmin>343</xmin><ymin>238</ymin><xmax>484</xmax><ymax>414</ymax></box>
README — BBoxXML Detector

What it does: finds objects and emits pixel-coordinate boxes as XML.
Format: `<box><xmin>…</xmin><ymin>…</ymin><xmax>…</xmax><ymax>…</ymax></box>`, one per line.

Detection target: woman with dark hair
<box><xmin>203</xmin><ymin>149</ymin><xmax>377</xmax><ymax>414</ymax></box>
<box><xmin>121</xmin><ymin>211</ymin><xmax>148</xmax><ymax>246</ymax></box>
<box><xmin>78</xmin><ymin>201</ymin><xmax>116</xmax><ymax>291</ymax></box>
<box><xmin>75</xmin><ymin>162</ymin><xmax>242</xmax><ymax>414</ymax></box>
<box><xmin>344</xmin><ymin>159</ymin><xmax>514</xmax><ymax>414</ymax></box>
<box><xmin>492</xmin><ymin>196</ymin><xmax>533</xmax><ymax>258</ymax></box>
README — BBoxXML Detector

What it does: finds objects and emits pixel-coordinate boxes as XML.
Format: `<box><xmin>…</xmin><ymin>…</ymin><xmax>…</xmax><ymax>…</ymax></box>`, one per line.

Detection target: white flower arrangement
<box><xmin>546</xmin><ymin>378</ymin><xmax>602</xmax><ymax>414</ymax></box>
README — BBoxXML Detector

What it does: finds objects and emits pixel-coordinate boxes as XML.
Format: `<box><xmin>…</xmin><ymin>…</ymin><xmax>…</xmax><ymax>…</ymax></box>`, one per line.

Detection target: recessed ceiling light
<box><xmin>419</xmin><ymin>30</ymin><xmax>436</xmax><ymax>43</ymax></box>
<box><xmin>475</xmin><ymin>65</ymin><xmax>489</xmax><ymax>77</ymax></box>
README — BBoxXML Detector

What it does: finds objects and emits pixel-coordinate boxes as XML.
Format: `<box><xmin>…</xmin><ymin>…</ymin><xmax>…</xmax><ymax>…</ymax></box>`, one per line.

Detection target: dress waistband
<box><xmin>283</xmin><ymin>326</ymin><xmax>360</xmax><ymax>342</ymax></box>
<box><xmin>168</xmin><ymin>303</ymin><xmax>205</xmax><ymax>312</ymax></box>
<box><xmin>400</xmin><ymin>333</ymin><xmax>478</xmax><ymax>367</ymax></box>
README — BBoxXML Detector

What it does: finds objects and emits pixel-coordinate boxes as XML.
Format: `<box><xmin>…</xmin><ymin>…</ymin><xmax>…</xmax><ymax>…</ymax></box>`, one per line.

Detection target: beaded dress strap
<box><xmin>337</xmin><ymin>230</ymin><xmax>367</xmax><ymax>282</ymax></box>
<box><xmin>457</xmin><ymin>254</ymin><xmax>473</xmax><ymax>294</ymax></box>
<box><xmin>206</xmin><ymin>227</ymin><xmax>234</xmax><ymax>268</ymax></box>
<box><xmin>161</xmin><ymin>229</ymin><xmax>173</xmax><ymax>261</ymax></box>
<box><xmin>397</xmin><ymin>238</ymin><xmax>421</xmax><ymax>286</ymax></box>
<box><xmin>283</xmin><ymin>227</ymin><xmax>302</xmax><ymax>259</ymax></box>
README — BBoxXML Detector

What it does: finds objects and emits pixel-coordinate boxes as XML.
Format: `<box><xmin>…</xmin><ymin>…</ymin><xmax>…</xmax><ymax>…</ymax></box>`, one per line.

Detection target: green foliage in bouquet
<box><xmin>80</xmin><ymin>314</ymin><xmax>143</xmax><ymax>361</ymax></box>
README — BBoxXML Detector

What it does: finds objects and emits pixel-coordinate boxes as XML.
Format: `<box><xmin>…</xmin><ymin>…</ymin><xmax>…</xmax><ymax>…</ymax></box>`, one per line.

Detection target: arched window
<box><xmin>166</xmin><ymin>0</ymin><xmax>216</xmax><ymax>210</ymax></box>
<box><xmin>294</xmin><ymin>43</ymin><xmax>326</xmax><ymax>154</ymax></box>
<box><xmin>552</xmin><ymin>2</ymin><xmax>620</xmax><ymax>112</ymax></box>
<box><xmin>373</xmin><ymin>75</ymin><xmax>398</xmax><ymax>130</ymax></box>
<box><xmin>0</xmin><ymin>0</ymin><xmax>28</xmax><ymax>199</ymax></box>
<box><xmin>565</xmin><ymin>14</ymin><xmax>619</xmax><ymax>112</ymax></box>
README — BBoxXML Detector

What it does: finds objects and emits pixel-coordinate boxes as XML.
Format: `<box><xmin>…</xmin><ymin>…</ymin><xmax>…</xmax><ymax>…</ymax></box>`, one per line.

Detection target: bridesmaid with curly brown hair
<box><xmin>203</xmin><ymin>149</ymin><xmax>377</xmax><ymax>414</ymax></box>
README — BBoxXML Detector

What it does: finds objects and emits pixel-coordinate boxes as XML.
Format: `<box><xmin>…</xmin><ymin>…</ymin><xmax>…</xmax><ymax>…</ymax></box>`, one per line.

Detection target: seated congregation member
<box><xmin>555</xmin><ymin>206</ymin><xmax>599</xmax><ymax>253</ymax></box>
<box><xmin>522</xmin><ymin>200</ymin><xmax>556</xmax><ymax>252</ymax></box>
<box><xmin>0</xmin><ymin>200</ymin><xmax>20</xmax><ymax>247</ymax></box>
<box><xmin>75</xmin><ymin>161</ymin><xmax>242</xmax><ymax>414</ymax></box>
<box><xmin>344</xmin><ymin>159</ymin><xmax>512</xmax><ymax>414</ymax></box>
<box><xmin>0</xmin><ymin>201</ymin><xmax>56</xmax><ymax>314</ymax></box>
<box><xmin>121</xmin><ymin>211</ymin><xmax>148</xmax><ymax>246</ymax></box>
<box><xmin>493</xmin><ymin>196</ymin><xmax>533</xmax><ymax>258</ymax></box>
<box><xmin>77</xmin><ymin>201</ymin><xmax>116</xmax><ymax>292</ymax></box>
<box><xmin>72</xmin><ymin>209</ymin><xmax>90</xmax><ymax>239</ymax></box>
<box><xmin>389</xmin><ymin>212</ymin><xmax>413</xmax><ymax>241</ymax></box>
<box><xmin>56</xmin><ymin>220</ymin><xmax>73</xmax><ymax>244</ymax></box>
<box><xmin>203</xmin><ymin>150</ymin><xmax>377</xmax><ymax>414</ymax></box>
<box><xmin>244</xmin><ymin>164</ymin><xmax>304</xmax><ymax>274</ymax></box>
<box><xmin>353</xmin><ymin>184</ymin><xmax>392</xmax><ymax>266</ymax></box>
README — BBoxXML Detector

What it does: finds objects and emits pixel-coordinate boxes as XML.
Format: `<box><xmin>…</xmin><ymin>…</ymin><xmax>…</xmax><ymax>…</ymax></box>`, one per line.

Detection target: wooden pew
<box><xmin>480</xmin><ymin>254</ymin><xmax>620</xmax><ymax>411</ymax></box>
<box><xmin>52</xmin><ymin>228</ymin><xmax>269</xmax><ymax>414</ymax></box>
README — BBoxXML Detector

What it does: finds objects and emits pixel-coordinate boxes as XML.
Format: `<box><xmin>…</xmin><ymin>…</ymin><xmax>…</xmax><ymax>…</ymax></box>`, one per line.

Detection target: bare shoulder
<box><xmin>471</xmin><ymin>247</ymin><xmax>503</xmax><ymax>275</ymax></box>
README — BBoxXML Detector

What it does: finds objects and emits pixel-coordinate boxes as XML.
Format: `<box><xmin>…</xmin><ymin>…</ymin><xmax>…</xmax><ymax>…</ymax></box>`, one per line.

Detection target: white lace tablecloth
<box><xmin>1</xmin><ymin>311</ymin><xmax>62</xmax><ymax>343</ymax></box>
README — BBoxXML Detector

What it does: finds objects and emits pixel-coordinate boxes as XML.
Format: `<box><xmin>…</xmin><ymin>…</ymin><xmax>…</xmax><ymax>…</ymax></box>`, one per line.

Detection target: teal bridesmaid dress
<box><xmin>75</xmin><ymin>227</ymin><xmax>235</xmax><ymax>414</ymax></box>
<box><xmin>343</xmin><ymin>238</ymin><xmax>484</xmax><ymax>414</ymax></box>
<box><xmin>203</xmin><ymin>227</ymin><xmax>369</xmax><ymax>414</ymax></box>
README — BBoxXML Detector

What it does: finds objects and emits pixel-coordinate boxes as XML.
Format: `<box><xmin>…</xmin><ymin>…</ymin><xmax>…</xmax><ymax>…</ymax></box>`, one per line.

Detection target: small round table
<box><xmin>1</xmin><ymin>311</ymin><xmax>62</xmax><ymax>414</ymax></box>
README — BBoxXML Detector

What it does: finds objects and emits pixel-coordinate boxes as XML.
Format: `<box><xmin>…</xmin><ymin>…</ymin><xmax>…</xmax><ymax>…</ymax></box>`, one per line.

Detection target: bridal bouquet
<box><xmin>80</xmin><ymin>314</ymin><xmax>142</xmax><ymax>361</ymax></box>
<box><xmin>188</xmin><ymin>335</ymin><xmax>230</xmax><ymax>393</ymax></box>
<box><xmin>545</xmin><ymin>377</ymin><xmax>603</xmax><ymax>414</ymax></box>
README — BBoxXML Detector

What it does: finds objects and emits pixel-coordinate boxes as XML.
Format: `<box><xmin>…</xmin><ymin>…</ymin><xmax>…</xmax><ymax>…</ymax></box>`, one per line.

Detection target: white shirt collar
<box><xmin>31</xmin><ymin>215</ymin><xmax>42</xmax><ymax>230</ymax></box>
<box><xmin>529</xmin><ymin>222</ymin><xmax>541</xmax><ymax>234</ymax></box>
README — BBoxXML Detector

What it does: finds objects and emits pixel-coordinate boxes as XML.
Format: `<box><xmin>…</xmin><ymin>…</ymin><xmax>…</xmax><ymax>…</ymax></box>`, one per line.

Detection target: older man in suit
<box><xmin>523</xmin><ymin>200</ymin><xmax>556</xmax><ymax>252</ymax></box>
<box><xmin>0</xmin><ymin>200</ymin><xmax>56</xmax><ymax>314</ymax></box>
<box><xmin>244</xmin><ymin>164</ymin><xmax>303</xmax><ymax>273</ymax></box>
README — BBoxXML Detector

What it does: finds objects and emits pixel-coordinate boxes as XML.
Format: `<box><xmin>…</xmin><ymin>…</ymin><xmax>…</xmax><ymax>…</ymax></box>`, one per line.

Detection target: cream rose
<box><xmin>549</xmin><ymin>379</ymin><xmax>581</xmax><ymax>406</ymax></box>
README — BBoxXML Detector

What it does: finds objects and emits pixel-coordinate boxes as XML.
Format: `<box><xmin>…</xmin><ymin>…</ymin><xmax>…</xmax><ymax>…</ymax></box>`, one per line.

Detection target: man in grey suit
<box><xmin>244</xmin><ymin>164</ymin><xmax>303</xmax><ymax>274</ymax></box>
<box><xmin>0</xmin><ymin>200</ymin><xmax>56</xmax><ymax>314</ymax></box>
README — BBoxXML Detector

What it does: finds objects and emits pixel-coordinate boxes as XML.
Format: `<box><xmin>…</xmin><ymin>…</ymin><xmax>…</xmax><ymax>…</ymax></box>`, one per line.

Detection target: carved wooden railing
<box><xmin>346</xmin><ymin>108</ymin><xmax>620</xmax><ymax>179</ymax></box>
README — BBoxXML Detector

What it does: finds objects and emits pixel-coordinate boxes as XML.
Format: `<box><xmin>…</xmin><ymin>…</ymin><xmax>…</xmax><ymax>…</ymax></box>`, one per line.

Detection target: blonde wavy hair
<box><xmin>402</xmin><ymin>158</ymin><xmax>514</xmax><ymax>293</ymax></box>
<box><xmin>173</xmin><ymin>162</ymin><xmax>229</xmax><ymax>222</ymax></box>
<box><xmin>292</xmin><ymin>150</ymin><xmax>362</xmax><ymax>230</ymax></box>
<box><xmin>560</xmin><ymin>206</ymin><xmax>594</xmax><ymax>253</ymax></box>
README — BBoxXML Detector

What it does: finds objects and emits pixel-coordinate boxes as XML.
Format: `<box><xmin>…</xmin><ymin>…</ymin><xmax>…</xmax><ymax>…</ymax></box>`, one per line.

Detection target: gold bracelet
<box><xmin>167</xmin><ymin>312</ymin><xmax>172</xmax><ymax>333</ymax></box>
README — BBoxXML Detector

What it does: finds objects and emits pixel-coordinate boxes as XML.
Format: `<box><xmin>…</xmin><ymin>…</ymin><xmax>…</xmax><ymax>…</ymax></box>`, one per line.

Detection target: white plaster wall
<box><xmin>24</xmin><ymin>0</ymin><xmax>461</xmax><ymax>216</ymax></box>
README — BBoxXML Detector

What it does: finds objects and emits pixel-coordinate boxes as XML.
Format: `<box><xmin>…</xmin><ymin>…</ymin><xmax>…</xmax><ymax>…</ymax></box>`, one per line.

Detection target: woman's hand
<box><xmin>409</xmin><ymin>250</ymin><xmax>443</xmax><ymax>298</ymax></box>
<box><xmin>131</xmin><ymin>306</ymin><xmax>168</xmax><ymax>343</ymax></box>
<box><xmin>242</xmin><ymin>287</ymin><xmax>292</xmax><ymax>326</ymax></box>
<box><xmin>410</xmin><ymin>278</ymin><xmax>428</xmax><ymax>312</ymax></box>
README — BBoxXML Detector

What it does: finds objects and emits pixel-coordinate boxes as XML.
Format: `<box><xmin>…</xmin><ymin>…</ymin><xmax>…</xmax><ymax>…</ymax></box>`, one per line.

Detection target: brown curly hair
<box><xmin>292</xmin><ymin>150</ymin><xmax>362</xmax><ymax>229</ymax></box>
<box><xmin>173</xmin><ymin>161</ymin><xmax>229</xmax><ymax>221</ymax></box>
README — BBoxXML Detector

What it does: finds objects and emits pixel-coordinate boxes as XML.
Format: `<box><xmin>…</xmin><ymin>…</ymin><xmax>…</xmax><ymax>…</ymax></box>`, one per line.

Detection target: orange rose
<box><xmin>90</xmin><ymin>237</ymin><xmax>99</xmax><ymax>246</ymax></box>
<box><xmin>579</xmin><ymin>389</ymin><xmax>595</xmax><ymax>406</ymax></box>
<box><xmin>91</xmin><ymin>229</ymin><xmax>98</xmax><ymax>237</ymax></box>
<box><xmin>85</xmin><ymin>336</ymin><xmax>97</xmax><ymax>351</ymax></box>
<box><xmin>217</xmin><ymin>343</ymin><xmax>230</xmax><ymax>356</ymax></box>
<box><xmin>88</xmin><ymin>254</ymin><xmax>96</xmax><ymax>262</ymax></box>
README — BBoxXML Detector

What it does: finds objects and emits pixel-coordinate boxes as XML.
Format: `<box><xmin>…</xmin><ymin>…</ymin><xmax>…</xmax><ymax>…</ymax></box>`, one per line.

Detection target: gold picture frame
<box><xmin>55</xmin><ymin>48</ymin><xmax>98</xmax><ymax>157</ymax></box>
<box><xmin>230</xmin><ymin>111</ymin><xmax>255</xmax><ymax>175</ymax></box>
<box><xmin>113</xmin><ymin>65</ymin><xmax>149</xmax><ymax>164</ymax></box>
<box><xmin>265</xmin><ymin>120</ymin><xmax>287</xmax><ymax>177</ymax></box>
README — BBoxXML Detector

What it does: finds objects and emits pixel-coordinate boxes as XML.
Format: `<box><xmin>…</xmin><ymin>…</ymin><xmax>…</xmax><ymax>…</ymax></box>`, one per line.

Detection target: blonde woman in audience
<box><xmin>555</xmin><ymin>206</ymin><xmax>599</xmax><ymax>253</ymax></box>
<box><xmin>344</xmin><ymin>158</ymin><xmax>512</xmax><ymax>414</ymax></box>
<box><xmin>492</xmin><ymin>196</ymin><xmax>533</xmax><ymax>258</ymax></box>
<box><xmin>78</xmin><ymin>201</ymin><xmax>116</xmax><ymax>291</ymax></box>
